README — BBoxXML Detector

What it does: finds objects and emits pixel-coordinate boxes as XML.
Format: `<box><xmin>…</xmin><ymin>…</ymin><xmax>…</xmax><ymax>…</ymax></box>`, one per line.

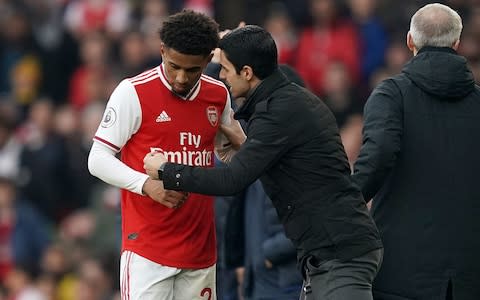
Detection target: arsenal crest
<box><xmin>206</xmin><ymin>106</ymin><xmax>218</xmax><ymax>127</ymax></box>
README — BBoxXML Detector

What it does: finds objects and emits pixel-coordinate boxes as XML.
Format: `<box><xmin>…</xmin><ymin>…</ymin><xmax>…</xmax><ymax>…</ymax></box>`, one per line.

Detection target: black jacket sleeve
<box><xmin>162</xmin><ymin>111</ymin><xmax>290</xmax><ymax>195</ymax></box>
<box><xmin>352</xmin><ymin>79</ymin><xmax>404</xmax><ymax>201</ymax></box>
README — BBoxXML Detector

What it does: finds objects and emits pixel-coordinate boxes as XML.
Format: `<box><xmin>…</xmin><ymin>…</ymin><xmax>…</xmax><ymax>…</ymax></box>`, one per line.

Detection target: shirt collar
<box><xmin>158</xmin><ymin>63</ymin><xmax>201</xmax><ymax>101</ymax></box>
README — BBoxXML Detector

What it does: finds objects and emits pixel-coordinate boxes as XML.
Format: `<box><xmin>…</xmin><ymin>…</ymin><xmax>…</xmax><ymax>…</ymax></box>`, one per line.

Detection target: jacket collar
<box><xmin>235</xmin><ymin>67</ymin><xmax>290</xmax><ymax>121</ymax></box>
<box><xmin>417</xmin><ymin>46</ymin><xmax>457</xmax><ymax>55</ymax></box>
<box><xmin>403</xmin><ymin>46</ymin><xmax>474</xmax><ymax>99</ymax></box>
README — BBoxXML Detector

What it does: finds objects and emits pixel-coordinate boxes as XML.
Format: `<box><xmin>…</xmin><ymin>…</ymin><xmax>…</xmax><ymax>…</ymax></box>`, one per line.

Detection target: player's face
<box><xmin>161</xmin><ymin>45</ymin><xmax>212</xmax><ymax>96</ymax></box>
<box><xmin>219</xmin><ymin>50</ymin><xmax>250</xmax><ymax>99</ymax></box>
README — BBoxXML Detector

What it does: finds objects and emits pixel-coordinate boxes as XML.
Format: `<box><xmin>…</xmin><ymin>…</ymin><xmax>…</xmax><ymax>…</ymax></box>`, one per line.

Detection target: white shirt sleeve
<box><xmin>88</xmin><ymin>79</ymin><xmax>149</xmax><ymax>195</ymax></box>
<box><xmin>94</xmin><ymin>79</ymin><xmax>142</xmax><ymax>150</ymax></box>
<box><xmin>88</xmin><ymin>142</ymin><xmax>149</xmax><ymax>194</ymax></box>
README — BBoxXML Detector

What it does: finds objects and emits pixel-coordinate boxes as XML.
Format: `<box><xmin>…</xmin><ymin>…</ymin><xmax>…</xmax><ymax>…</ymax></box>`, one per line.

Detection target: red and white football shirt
<box><xmin>94</xmin><ymin>65</ymin><xmax>231</xmax><ymax>268</ymax></box>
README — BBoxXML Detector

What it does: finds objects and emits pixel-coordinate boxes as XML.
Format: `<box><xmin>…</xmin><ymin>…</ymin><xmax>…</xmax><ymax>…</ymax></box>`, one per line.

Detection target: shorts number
<box><xmin>201</xmin><ymin>288</ymin><xmax>212</xmax><ymax>300</ymax></box>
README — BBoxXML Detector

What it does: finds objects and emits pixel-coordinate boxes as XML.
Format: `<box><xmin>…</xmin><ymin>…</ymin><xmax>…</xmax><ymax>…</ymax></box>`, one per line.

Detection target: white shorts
<box><xmin>120</xmin><ymin>251</ymin><xmax>216</xmax><ymax>300</ymax></box>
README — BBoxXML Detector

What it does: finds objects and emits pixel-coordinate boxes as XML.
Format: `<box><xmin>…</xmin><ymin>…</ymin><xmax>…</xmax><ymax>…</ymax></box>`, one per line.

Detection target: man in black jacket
<box><xmin>352</xmin><ymin>3</ymin><xmax>480</xmax><ymax>300</ymax></box>
<box><xmin>144</xmin><ymin>25</ymin><xmax>383</xmax><ymax>299</ymax></box>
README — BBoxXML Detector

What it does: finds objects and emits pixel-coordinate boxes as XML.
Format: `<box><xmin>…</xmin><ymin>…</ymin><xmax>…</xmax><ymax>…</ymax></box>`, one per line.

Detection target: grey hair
<box><xmin>409</xmin><ymin>3</ymin><xmax>462</xmax><ymax>49</ymax></box>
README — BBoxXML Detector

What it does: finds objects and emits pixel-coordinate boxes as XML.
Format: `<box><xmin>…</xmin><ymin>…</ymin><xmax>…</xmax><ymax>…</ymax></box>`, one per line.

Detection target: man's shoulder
<box><xmin>389</xmin><ymin>73</ymin><xmax>412</xmax><ymax>89</ymax></box>
<box><xmin>198</xmin><ymin>74</ymin><xmax>229</xmax><ymax>102</ymax></box>
<box><xmin>126</xmin><ymin>67</ymin><xmax>161</xmax><ymax>87</ymax></box>
<box><xmin>256</xmin><ymin>84</ymin><xmax>318</xmax><ymax>121</ymax></box>
<box><xmin>371</xmin><ymin>74</ymin><xmax>411</xmax><ymax>97</ymax></box>
<box><xmin>270</xmin><ymin>83</ymin><xmax>318</xmax><ymax>108</ymax></box>
<box><xmin>365</xmin><ymin>75</ymin><xmax>407</xmax><ymax>110</ymax></box>
<box><xmin>200</xmin><ymin>74</ymin><xmax>228</xmax><ymax>92</ymax></box>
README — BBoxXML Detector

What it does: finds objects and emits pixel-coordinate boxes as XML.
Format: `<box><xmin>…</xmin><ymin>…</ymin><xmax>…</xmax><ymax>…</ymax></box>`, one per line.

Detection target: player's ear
<box><xmin>160</xmin><ymin>43</ymin><xmax>166</xmax><ymax>56</ymax></box>
<box><xmin>241</xmin><ymin>66</ymin><xmax>254</xmax><ymax>80</ymax></box>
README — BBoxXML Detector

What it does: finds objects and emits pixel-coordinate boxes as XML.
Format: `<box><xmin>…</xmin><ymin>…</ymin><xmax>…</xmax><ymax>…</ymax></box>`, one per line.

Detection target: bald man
<box><xmin>353</xmin><ymin>3</ymin><xmax>480</xmax><ymax>300</ymax></box>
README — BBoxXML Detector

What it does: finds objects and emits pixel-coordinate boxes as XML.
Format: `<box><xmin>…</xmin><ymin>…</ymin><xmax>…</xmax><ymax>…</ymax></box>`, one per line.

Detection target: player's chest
<box><xmin>140</xmin><ymin>97</ymin><xmax>222</xmax><ymax>142</ymax></box>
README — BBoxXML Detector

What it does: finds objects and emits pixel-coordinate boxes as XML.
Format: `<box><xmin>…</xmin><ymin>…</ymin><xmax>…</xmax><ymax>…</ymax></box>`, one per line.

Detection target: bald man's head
<box><xmin>409</xmin><ymin>3</ymin><xmax>462</xmax><ymax>50</ymax></box>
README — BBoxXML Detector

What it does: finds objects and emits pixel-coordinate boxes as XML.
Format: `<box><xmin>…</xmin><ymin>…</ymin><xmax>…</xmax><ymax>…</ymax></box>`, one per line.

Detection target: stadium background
<box><xmin>0</xmin><ymin>0</ymin><xmax>479</xmax><ymax>299</ymax></box>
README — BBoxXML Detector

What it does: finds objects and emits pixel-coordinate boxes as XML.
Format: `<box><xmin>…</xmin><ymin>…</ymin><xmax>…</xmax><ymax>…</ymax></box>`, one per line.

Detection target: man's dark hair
<box><xmin>219</xmin><ymin>25</ymin><xmax>278</xmax><ymax>80</ymax></box>
<box><xmin>159</xmin><ymin>10</ymin><xmax>219</xmax><ymax>56</ymax></box>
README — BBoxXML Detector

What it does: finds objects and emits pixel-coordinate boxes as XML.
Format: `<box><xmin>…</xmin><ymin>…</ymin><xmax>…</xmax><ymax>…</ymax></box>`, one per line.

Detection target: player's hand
<box><xmin>142</xmin><ymin>178</ymin><xmax>188</xmax><ymax>209</ymax></box>
<box><xmin>220</xmin><ymin>111</ymin><xmax>246</xmax><ymax>150</ymax></box>
<box><xmin>143</xmin><ymin>152</ymin><xmax>168</xmax><ymax>179</ymax></box>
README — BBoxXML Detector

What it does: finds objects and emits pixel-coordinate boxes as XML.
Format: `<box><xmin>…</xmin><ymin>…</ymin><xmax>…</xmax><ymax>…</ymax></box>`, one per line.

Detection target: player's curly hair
<box><xmin>159</xmin><ymin>10</ymin><xmax>219</xmax><ymax>56</ymax></box>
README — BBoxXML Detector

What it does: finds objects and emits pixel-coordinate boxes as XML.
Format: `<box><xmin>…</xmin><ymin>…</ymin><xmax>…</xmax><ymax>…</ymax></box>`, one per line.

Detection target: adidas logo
<box><xmin>156</xmin><ymin>111</ymin><xmax>171</xmax><ymax>122</ymax></box>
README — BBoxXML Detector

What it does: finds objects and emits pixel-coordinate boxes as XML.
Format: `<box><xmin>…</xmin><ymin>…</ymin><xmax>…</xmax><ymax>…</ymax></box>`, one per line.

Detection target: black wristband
<box><xmin>158</xmin><ymin>162</ymin><xmax>166</xmax><ymax>180</ymax></box>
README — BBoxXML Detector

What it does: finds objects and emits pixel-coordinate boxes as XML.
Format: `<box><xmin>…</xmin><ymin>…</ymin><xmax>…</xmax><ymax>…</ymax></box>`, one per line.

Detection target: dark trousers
<box><xmin>299</xmin><ymin>248</ymin><xmax>383</xmax><ymax>300</ymax></box>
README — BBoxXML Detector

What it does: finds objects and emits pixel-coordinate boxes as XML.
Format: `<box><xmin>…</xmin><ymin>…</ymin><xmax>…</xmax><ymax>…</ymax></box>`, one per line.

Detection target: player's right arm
<box><xmin>88</xmin><ymin>79</ymin><xmax>148</xmax><ymax>193</ymax></box>
<box><xmin>87</xmin><ymin>79</ymin><xmax>183</xmax><ymax>208</ymax></box>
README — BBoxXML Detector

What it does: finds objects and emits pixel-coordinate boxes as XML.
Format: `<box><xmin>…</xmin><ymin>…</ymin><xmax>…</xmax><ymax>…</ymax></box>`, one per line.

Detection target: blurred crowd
<box><xmin>0</xmin><ymin>0</ymin><xmax>479</xmax><ymax>299</ymax></box>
